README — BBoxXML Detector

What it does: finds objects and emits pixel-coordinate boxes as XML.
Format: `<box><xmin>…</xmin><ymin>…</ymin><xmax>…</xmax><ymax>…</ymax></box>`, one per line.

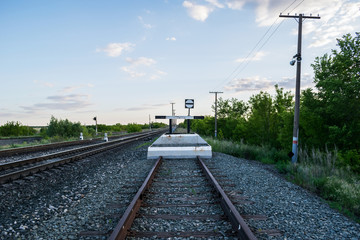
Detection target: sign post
<box><xmin>185</xmin><ymin>99</ymin><xmax>194</xmax><ymax>133</ymax></box>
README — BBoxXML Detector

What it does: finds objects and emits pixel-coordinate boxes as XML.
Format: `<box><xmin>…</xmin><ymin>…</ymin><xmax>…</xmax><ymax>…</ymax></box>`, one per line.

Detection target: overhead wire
<box><xmin>216</xmin><ymin>0</ymin><xmax>305</xmax><ymax>90</ymax></box>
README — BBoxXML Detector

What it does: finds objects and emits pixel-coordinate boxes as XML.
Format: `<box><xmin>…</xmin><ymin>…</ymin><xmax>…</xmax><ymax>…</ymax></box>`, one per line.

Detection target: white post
<box><xmin>104</xmin><ymin>133</ymin><xmax>108</xmax><ymax>142</ymax></box>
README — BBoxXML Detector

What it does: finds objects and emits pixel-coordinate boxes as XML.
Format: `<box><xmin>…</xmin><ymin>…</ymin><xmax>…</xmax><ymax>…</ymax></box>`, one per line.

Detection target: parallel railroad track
<box><xmin>0</xmin><ymin>130</ymin><xmax>165</xmax><ymax>184</ymax></box>
<box><xmin>107</xmin><ymin>156</ymin><xmax>257</xmax><ymax>240</ymax></box>
<box><xmin>0</xmin><ymin>131</ymin><xmax>155</xmax><ymax>158</ymax></box>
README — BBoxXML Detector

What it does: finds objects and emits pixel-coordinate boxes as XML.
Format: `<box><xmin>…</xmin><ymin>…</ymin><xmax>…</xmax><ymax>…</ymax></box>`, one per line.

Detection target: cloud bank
<box><xmin>183</xmin><ymin>0</ymin><xmax>360</xmax><ymax>48</ymax></box>
<box><xmin>225</xmin><ymin>73</ymin><xmax>313</xmax><ymax>92</ymax></box>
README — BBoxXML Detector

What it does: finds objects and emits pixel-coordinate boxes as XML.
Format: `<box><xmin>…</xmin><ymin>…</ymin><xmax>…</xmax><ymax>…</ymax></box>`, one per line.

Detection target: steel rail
<box><xmin>109</xmin><ymin>156</ymin><xmax>257</xmax><ymax>240</ymax></box>
<box><xmin>0</xmin><ymin>130</ymin><xmax>161</xmax><ymax>158</ymax></box>
<box><xmin>0</xmin><ymin>130</ymin><xmax>164</xmax><ymax>184</ymax></box>
<box><xmin>108</xmin><ymin>157</ymin><xmax>163</xmax><ymax>240</ymax></box>
<box><xmin>198</xmin><ymin>156</ymin><xmax>257</xmax><ymax>240</ymax></box>
<box><xmin>0</xmin><ymin>130</ymin><xmax>160</xmax><ymax>171</ymax></box>
<box><xmin>0</xmin><ymin>139</ymin><xmax>94</xmax><ymax>158</ymax></box>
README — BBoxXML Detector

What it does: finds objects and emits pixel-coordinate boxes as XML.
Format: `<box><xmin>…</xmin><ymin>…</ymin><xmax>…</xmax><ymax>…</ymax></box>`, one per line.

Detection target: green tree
<box><xmin>214</xmin><ymin>97</ymin><xmax>248</xmax><ymax>119</ymax></box>
<box><xmin>0</xmin><ymin>121</ymin><xmax>36</xmax><ymax>136</ymax></box>
<box><xmin>126</xmin><ymin>123</ymin><xmax>142</xmax><ymax>133</ymax></box>
<box><xmin>245</xmin><ymin>91</ymin><xmax>274</xmax><ymax>146</ymax></box>
<box><xmin>309</xmin><ymin>32</ymin><xmax>360</xmax><ymax>150</ymax></box>
<box><xmin>46</xmin><ymin>116</ymin><xmax>83</xmax><ymax>138</ymax></box>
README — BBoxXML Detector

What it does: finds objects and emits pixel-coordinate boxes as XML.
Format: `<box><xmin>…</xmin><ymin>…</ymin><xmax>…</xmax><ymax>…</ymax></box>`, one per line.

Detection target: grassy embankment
<box><xmin>204</xmin><ymin>137</ymin><xmax>360</xmax><ymax>223</ymax></box>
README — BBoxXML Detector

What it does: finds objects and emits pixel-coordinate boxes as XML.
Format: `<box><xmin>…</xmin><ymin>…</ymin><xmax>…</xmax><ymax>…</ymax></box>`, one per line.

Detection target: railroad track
<box><xmin>0</xmin><ymin>131</ymin><xmax>153</xmax><ymax>158</ymax></box>
<box><xmin>0</xmin><ymin>130</ymin><xmax>165</xmax><ymax>184</ymax></box>
<box><xmin>107</xmin><ymin>156</ymin><xmax>257</xmax><ymax>240</ymax></box>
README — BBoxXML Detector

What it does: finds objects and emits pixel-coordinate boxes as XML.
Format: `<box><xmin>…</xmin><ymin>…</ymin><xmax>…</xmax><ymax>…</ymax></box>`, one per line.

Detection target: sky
<box><xmin>1</xmin><ymin>0</ymin><xmax>359</xmax><ymax>126</ymax></box>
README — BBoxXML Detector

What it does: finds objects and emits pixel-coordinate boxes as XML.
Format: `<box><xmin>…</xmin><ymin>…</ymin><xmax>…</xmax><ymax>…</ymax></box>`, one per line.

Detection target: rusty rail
<box><xmin>198</xmin><ymin>156</ymin><xmax>257</xmax><ymax>240</ymax></box>
<box><xmin>0</xmin><ymin>130</ymin><xmax>164</xmax><ymax>158</ymax></box>
<box><xmin>0</xmin><ymin>130</ymin><xmax>165</xmax><ymax>184</ymax></box>
<box><xmin>108</xmin><ymin>157</ymin><xmax>163</xmax><ymax>240</ymax></box>
<box><xmin>109</xmin><ymin>156</ymin><xmax>257</xmax><ymax>240</ymax></box>
<box><xmin>0</xmin><ymin>130</ymin><xmax>161</xmax><ymax>171</ymax></box>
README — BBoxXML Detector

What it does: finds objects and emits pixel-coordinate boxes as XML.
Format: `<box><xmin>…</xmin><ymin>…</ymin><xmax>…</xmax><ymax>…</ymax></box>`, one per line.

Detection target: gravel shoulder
<box><xmin>1</xmin><ymin>144</ymin><xmax>359</xmax><ymax>240</ymax></box>
<box><xmin>205</xmin><ymin>152</ymin><xmax>360</xmax><ymax>240</ymax></box>
<box><xmin>0</xmin><ymin>138</ymin><xmax>156</xmax><ymax>239</ymax></box>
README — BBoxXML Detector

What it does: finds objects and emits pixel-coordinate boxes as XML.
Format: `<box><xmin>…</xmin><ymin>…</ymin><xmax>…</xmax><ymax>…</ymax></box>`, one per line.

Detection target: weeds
<box><xmin>205</xmin><ymin>137</ymin><xmax>360</xmax><ymax>223</ymax></box>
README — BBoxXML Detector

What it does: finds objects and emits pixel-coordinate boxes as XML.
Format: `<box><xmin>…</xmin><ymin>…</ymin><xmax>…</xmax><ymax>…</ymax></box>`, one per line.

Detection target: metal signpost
<box><xmin>185</xmin><ymin>99</ymin><xmax>194</xmax><ymax>133</ymax></box>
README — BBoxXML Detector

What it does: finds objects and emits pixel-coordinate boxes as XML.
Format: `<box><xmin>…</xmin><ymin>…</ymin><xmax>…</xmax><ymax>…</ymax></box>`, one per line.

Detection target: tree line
<box><xmin>188</xmin><ymin>32</ymin><xmax>360</xmax><ymax>173</ymax></box>
<box><xmin>0</xmin><ymin>116</ymin><xmax>166</xmax><ymax>139</ymax></box>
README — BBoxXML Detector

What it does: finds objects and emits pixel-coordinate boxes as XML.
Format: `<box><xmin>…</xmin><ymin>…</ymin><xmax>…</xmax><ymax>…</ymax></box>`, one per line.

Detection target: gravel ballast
<box><xmin>1</xmin><ymin>140</ymin><xmax>359</xmax><ymax>239</ymax></box>
<box><xmin>0</xmin><ymin>138</ymin><xmax>157</xmax><ymax>239</ymax></box>
<box><xmin>204</xmin><ymin>152</ymin><xmax>360</xmax><ymax>240</ymax></box>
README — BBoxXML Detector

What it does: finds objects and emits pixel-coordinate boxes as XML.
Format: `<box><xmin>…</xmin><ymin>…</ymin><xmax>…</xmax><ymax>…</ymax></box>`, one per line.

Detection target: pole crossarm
<box><xmin>279</xmin><ymin>14</ymin><xmax>320</xmax><ymax>19</ymax></box>
<box><xmin>155</xmin><ymin>116</ymin><xmax>204</xmax><ymax>120</ymax></box>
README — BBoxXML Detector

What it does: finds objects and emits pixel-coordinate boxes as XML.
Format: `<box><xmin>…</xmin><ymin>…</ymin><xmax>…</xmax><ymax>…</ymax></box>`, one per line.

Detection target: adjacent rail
<box><xmin>0</xmin><ymin>131</ymin><xmax>157</xmax><ymax>158</ymax></box>
<box><xmin>0</xmin><ymin>130</ymin><xmax>165</xmax><ymax>184</ymax></box>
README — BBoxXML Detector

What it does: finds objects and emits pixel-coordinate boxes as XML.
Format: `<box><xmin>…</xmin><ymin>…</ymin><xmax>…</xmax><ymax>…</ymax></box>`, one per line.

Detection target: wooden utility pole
<box><xmin>209</xmin><ymin>91</ymin><xmax>223</xmax><ymax>138</ymax></box>
<box><xmin>280</xmin><ymin>13</ymin><xmax>320</xmax><ymax>163</ymax></box>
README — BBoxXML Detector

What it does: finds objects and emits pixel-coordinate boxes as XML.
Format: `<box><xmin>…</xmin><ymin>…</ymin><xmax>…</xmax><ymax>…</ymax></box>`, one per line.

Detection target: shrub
<box><xmin>46</xmin><ymin>116</ymin><xmax>83</xmax><ymax>138</ymax></box>
<box><xmin>337</xmin><ymin>149</ymin><xmax>360</xmax><ymax>174</ymax></box>
<box><xmin>0</xmin><ymin>121</ymin><xmax>36</xmax><ymax>137</ymax></box>
<box><xmin>126</xmin><ymin>123</ymin><xmax>142</xmax><ymax>133</ymax></box>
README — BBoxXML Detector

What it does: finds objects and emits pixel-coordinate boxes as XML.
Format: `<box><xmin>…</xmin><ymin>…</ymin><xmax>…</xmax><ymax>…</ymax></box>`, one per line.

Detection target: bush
<box><xmin>0</xmin><ymin>121</ymin><xmax>36</xmax><ymax>137</ymax></box>
<box><xmin>126</xmin><ymin>123</ymin><xmax>142</xmax><ymax>133</ymax></box>
<box><xmin>46</xmin><ymin>116</ymin><xmax>83</xmax><ymax>138</ymax></box>
<box><xmin>323</xmin><ymin>176</ymin><xmax>360</xmax><ymax>217</ymax></box>
<box><xmin>337</xmin><ymin>149</ymin><xmax>360</xmax><ymax>174</ymax></box>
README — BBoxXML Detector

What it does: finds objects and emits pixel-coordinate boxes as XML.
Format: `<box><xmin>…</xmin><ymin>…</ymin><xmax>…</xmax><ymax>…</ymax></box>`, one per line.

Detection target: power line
<box><xmin>216</xmin><ymin>0</ymin><xmax>305</xmax><ymax>90</ymax></box>
<box><xmin>230</xmin><ymin>20</ymin><xmax>285</xmax><ymax>84</ymax></box>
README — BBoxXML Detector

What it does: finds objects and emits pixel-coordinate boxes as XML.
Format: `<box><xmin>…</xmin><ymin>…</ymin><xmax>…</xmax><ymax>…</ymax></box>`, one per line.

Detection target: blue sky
<box><xmin>1</xmin><ymin>0</ymin><xmax>359</xmax><ymax>126</ymax></box>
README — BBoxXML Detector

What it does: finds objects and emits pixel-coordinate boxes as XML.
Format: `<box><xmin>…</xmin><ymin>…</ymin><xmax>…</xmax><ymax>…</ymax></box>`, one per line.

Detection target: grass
<box><xmin>134</xmin><ymin>137</ymin><xmax>159</xmax><ymax>149</ymax></box>
<box><xmin>204</xmin><ymin>137</ymin><xmax>360</xmax><ymax>223</ymax></box>
<box><xmin>0</xmin><ymin>136</ymin><xmax>83</xmax><ymax>150</ymax></box>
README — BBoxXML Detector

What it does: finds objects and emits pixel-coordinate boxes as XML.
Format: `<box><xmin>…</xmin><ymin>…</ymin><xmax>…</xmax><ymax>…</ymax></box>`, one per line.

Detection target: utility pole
<box><xmin>209</xmin><ymin>91</ymin><xmax>223</xmax><ymax>138</ymax></box>
<box><xmin>280</xmin><ymin>13</ymin><xmax>320</xmax><ymax>163</ymax></box>
<box><xmin>149</xmin><ymin>114</ymin><xmax>151</xmax><ymax>131</ymax></box>
<box><xmin>170</xmin><ymin>102</ymin><xmax>175</xmax><ymax>116</ymax></box>
<box><xmin>170</xmin><ymin>102</ymin><xmax>175</xmax><ymax>133</ymax></box>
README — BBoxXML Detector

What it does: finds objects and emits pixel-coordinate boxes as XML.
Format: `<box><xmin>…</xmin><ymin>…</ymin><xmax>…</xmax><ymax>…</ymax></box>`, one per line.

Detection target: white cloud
<box><xmin>225</xmin><ymin>73</ymin><xmax>314</xmax><ymax>92</ymax></box>
<box><xmin>33</xmin><ymin>80</ymin><xmax>54</xmax><ymax>88</ymax></box>
<box><xmin>183</xmin><ymin>1</ymin><xmax>215</xmax><ymax>22</ymax></box>
<box><xmin>166</xmin><ymin>37</ymin><xmax>177</xmax><ymax>41</ymax></box>
<box><xmin>121</xmin><ymin>57</ymin><xmax>166</xmax><ymax>80</ymax></box>
<box><xmin>126</xmin><ymin>57</ymin><xmax>156</xmax><ymax>66</ymax></box>
<box><xmin>225</xmin><ymin>0</ymin><xmax>246</xmax><ymax>10</ymax></box>
<box><xmin>21</xmin><ymin>94</ymin><xmax>92</xmax><ymax>112</ymax></box>
<box><xmin>252</xmin><ymin>0</ymin><xmax>360</xmax><ymax>48</ymax></box>
<box><xmin>150</xmin><ymin>70</ymin><xmax>167</xmax><ymax>80</ymax></box>
<box><xmin>96</xmin><ymin>42</ymin><xmax>135</xmax><ymax>57</ymax></box>
<box><xmin>235</xmin><ymin>51</ymin><xmax>267</xmax><ymax>63</ymax></box>
<box><xmin>182</xmin><ymin>0</ymin><xmax>360</xmax><ymax>48</ymax></box>
<box><xmin>225</xmin><ymin>76</ymin><xmax>273</xmax><ymax>92</ymax></box>
<box><xmin>205</xmin><ymin>0</ymin><xmax>224</xmax><ymax>8</ymax></box>
<box><xmin>121</xmin><ymin>66</ymin><xmax>146</xmax><ymax>78</ymax></box>
<box><xmin>59</xmin><ymin>84</ymin><xmax>94</xmax><ymax>94</ymax></box>
<box><xmin>138</xmin><ymin>16</ymin><xmax>153</xmax><ymax>29</ymax></box>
